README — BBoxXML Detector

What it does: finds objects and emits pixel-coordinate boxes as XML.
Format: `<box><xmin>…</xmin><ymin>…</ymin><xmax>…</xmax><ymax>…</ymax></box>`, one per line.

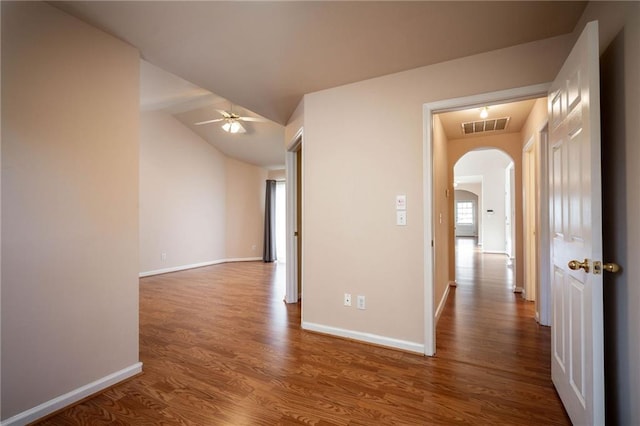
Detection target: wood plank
<box><xmin>37</xmin><ymin>244</ymin><xmax>569</xmax><ymax>425</ymax></box>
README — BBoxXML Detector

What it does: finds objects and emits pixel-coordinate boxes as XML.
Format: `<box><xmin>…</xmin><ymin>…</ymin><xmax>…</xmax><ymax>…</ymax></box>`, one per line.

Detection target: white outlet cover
<box><xmin>344</xmin><ymin>293</ymin><xmax>352</xmax><ymax>307</ymax></box>
<box><xmin>396</xmin><ymin>211</ymin><xmax>407</xmax><ymax>226</ymax></box>
<box><xmin>357</xmin><ymin>295</ymin><xmax>365</xmax><ymax>310</ymax></box>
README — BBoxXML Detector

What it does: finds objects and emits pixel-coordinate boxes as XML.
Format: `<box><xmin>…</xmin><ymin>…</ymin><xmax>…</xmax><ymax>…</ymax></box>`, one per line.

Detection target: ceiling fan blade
<box><xmin>217</xmin><ymin>109</ymin><xmax>233</xmax><ymax>118</ymax></box>
<box><xmin>194</xmin><ymin>118</ymin><xmax>225</xmax><ymax>125</ymax></box>
<box><xmin>238</xmin><ymin>116</ymin><xmax>268</xmax><ymax>123</ymax></box>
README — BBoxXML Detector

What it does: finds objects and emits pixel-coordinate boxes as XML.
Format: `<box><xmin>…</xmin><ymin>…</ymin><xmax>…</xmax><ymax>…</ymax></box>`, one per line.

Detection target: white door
<box><xmin>548</xmin><ymin>21</ymin><xmax>603</xmax><ymax>425</ymax></box>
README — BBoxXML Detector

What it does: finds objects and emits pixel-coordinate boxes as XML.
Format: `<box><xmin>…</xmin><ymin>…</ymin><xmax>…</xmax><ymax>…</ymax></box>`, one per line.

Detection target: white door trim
<box><xmin>423</xmin><ymin>83</ymin><xmax>550</xmax><ymax>356</ymax></box>
<box><xmin>505</xmin><ymin>162</ymin><xmax>516</xmax><ymax>265</ymax></box>
<box><xmin>523</xmin><ymin>136</ymin><xmax>536</xmax><ymax>301</ymax></box>
<box><xmin>537</xmin><ymin>122</ymin><xmax>551</xmax><ymax>326</ymax></box>
<box><xmin>285</xmin><ymin>129</ymin><xmax>303</xmax><ymax>304</ymax></box>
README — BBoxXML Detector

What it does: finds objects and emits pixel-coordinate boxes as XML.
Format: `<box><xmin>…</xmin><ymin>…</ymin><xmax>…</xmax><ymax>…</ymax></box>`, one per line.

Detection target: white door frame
<box><xmin>522</xmin><ymin>126</ymin><xmax>552</xmax><ymax>326</ymax></box>
<box><xmin>423</xmin><ymin>83</ymin><xmax>550</xmax><ymax>356</ymax></box>
<box><xmin>285</xmin><ymin>129</ymin><xmax>303</xmax><ymax>304</ymax></box>
<box><xmin>537</xmin><ymin>124</ymin><xmax>551</xmax><ymax>326</ymax></box>
<box><xmin>505</xmin><ymin>162</ymin><xmax>516</xmax><ymax>264</ymax></box>
<box><xmin>523</xmin><ymin>136</ymin><xmax>537</xmax><ymax>301</ymax></box>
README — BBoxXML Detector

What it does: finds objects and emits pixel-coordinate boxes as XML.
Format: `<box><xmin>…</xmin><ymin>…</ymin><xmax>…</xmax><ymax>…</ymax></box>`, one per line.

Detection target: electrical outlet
<box><xmin>344</xmin><ymin>293</ymin><xmax>352</xmax><ymax>307</ymax></box>
<box><xmin>161</xmin><ymin>252</ymin><xmax>167</xmax><ymax>262</ymax></box>
<box><xmin>357</xmin><ymin>295</ymin><xmax>366</xmax><ymax>310</ymax></box>
<box><xmin>252</xmin><ymin>244</ymin><xmax>257</xmax><ymax>251</ymax></box>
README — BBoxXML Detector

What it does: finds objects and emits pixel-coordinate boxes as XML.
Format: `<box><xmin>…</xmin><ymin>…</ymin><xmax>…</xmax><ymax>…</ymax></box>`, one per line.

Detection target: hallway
<box><xmin>436</xmin><ymin>237</ymin><xmax>569</xmax><ymax>421</ymax></box>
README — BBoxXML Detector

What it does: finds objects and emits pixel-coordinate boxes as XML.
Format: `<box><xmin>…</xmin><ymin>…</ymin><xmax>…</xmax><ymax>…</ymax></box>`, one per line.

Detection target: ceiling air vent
<box><xmin>461</xmin><ymin>117</ymin><xmax>510</xmax><ymax>135</ymax></box>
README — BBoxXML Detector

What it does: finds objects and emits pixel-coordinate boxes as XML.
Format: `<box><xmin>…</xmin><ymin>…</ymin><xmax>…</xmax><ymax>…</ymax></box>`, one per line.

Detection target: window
<box><xmin>456</xmin><ymin>201</ymin><xmax>474</xmax><ymax>225</ymax></box>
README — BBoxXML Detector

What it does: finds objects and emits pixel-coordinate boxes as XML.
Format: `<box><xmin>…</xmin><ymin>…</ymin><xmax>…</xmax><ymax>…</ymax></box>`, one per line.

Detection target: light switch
<box><xmin>396</xmin><ymin>195</ymin><xmax>407</xmax><ymax>210</ymax></box>
<box><xmin>397</xmin><ymin>211</ymin><xmax>407</xmax><ymax>226</ymax></box>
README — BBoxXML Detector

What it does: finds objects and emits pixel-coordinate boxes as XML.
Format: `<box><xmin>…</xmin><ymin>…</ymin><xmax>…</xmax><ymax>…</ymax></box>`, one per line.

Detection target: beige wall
<box><xmin>456</xmin><ymin>183</ymin><xmax>482</xmax><ymax>197</ymax></box>
<box><xmin>267</xmin><ymin>169</ymin><xmax>286</xmax><ymax>181</ymax></box>
<box><xmin>139</xmin><ymin>111</ymin><xmax>226</xmax><ymax>274</ymax></box>
<box><xmin>521</xmin><ymin>98</ymin><xmax>548</xmax><ymax>148</ymax></box>
<box><xmin>285</xmin><ymin>98</ymin><xmax>305</xmax><ymax>147</ymax></box>
<box><xmin>225</xmin><ymin>158</ymin><xmax>267</xmax><ymax>259</ymax></box>
<box><xmin>432</xmin><ymin>115</ymin><xmax>450</xmax><ymax>313</ymax></box>
<box><xmin>578</xmin><ymin>2</ymin><xmax>640</xmax><ymax>423</ymax></box>
<box><xmin>139</xmin><ymin>111</ymin><xmax>269</xmax><ymax>273</ymax></box>
<box><xmin>1</xmin><ymin>1</ymin><xmax>139</xmax><ymax>419</ymax></box>
<box><xmin>300</xmin><ymin>34</ymin><xmax>573</xmax><ymax>346</ymax></box>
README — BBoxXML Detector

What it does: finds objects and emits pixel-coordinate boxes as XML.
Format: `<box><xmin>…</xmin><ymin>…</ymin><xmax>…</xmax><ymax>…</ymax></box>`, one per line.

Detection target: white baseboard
<box><xmin>139</xmin><ymin>257</ymin><xmax>262</xmax><ymax>278</ymax></box>
<box><xmin>435</xmin><ymin>282</ymin><xmax>452</xmax><ymax>324</ymax></box>
<box><xmin>1</xmin><ymin>362</ymin><xmax>143</xmax><ymax>426</ymax></box>
<box><xmin>224</xmin><ymin>257</ymin><xmax>262</xmax><ymax>263</ymax></box>
<box><xmin>301</xmin><ymin>322</ymin><xmax>424</xmax><ymax>354</ymax></box>
<box><xmin>482</xmin><ymin>250</ymin><xmax>508</xmax><ymax>255</ymax></box>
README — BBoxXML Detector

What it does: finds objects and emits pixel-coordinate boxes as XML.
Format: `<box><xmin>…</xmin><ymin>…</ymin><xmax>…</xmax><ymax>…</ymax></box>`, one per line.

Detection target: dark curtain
<box><xmin>263</xmin><ymin>179</ymin><xmax>277</xmax><ymax>262</ymax></box>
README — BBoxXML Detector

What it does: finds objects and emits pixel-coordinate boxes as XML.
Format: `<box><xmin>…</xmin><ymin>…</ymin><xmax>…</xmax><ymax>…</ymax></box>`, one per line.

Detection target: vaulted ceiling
<box><xmin>52</xmin><ymin>2</ymin><xmax>587</xmax><ymax>169</ymax></box>
<box><xmin>140</xmin><ymin>60</ymin><xmax>286</xmax><ymax>168</ymax></box>
<box><xmin>55</xmin><ymin>1</ymin><xmax>586</xmax><ymax>126</ymax></box>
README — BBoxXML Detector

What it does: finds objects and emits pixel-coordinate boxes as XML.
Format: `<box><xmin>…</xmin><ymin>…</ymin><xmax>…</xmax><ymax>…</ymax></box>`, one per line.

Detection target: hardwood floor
<box><xmin>38</xmin><ymin>247</ymin><xmax>570</xmax><ymax>425</ymax></box>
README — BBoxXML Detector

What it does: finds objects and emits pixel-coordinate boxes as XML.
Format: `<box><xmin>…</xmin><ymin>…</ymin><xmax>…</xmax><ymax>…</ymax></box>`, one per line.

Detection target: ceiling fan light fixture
<box><xmin>480</xmin><ymin>107</ymin><xmax>489</xmax><ymax>119</ymax></box>
<box><xmin>222</xmin><ymin>120</ymin><xmax>243</xmax><ymax>134</ymax></box>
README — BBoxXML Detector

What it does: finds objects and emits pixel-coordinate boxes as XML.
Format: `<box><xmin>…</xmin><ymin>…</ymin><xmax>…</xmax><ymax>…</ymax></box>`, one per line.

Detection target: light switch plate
<box><xmin>396</xmin><ymin>195</ymin><xmax>407</xmax><ymax>210</ymax></box>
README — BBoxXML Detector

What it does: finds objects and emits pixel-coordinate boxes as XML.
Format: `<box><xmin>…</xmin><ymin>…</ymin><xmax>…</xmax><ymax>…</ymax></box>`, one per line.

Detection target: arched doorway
<box><xmin>452</xmin><ymin>148</ymin><xmax>516</xmax><ymax>286</ymax></box>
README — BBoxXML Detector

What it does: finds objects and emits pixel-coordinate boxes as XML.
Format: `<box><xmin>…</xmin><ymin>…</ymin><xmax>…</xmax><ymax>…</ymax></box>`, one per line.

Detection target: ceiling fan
<box><xmin>194</xmin><ymin>108</ymin><xmax>267</xmax><ymax>134</ymax></box>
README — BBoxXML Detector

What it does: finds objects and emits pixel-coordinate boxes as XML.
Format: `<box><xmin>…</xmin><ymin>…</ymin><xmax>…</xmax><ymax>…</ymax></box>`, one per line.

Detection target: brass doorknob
<box><xmin>568</xmin><ymin>259</ymin><xmax>590</xmax><ymax>273</ymax></box>
<box><xmin>593</xmin><ymin>261</ymin><xmax>622</xmax><ymax>274</ymax></box>
<box><xmin>602</xmin><ymin>262</ymin><xmax>621</xmax><ymax>273</ymax></box>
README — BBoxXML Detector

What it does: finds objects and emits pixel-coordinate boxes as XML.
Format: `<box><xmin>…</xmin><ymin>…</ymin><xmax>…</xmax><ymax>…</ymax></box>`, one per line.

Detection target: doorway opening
<box><xmin>285</xmin><ymin>130</ymin><xmax>303</xmax><ymax>304</ymax></box>
<box><xmin>454</xmin><ymin>191</ymin><xmax>479</xmax><ymax>239</ymax></box>
<box><xmin>523</xmin><ymin>123</ymin><xmax>551</xmax><ymax>325</ymax></box>
<box><xmin>453</xmin><ymin>148</ymin><xmax>516</xmax><ymax>287</ymax></box>
<box><xmin>423</xmin><ymin>83</ymin><xmax>551</xmax><ymax>356</ymax></box>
